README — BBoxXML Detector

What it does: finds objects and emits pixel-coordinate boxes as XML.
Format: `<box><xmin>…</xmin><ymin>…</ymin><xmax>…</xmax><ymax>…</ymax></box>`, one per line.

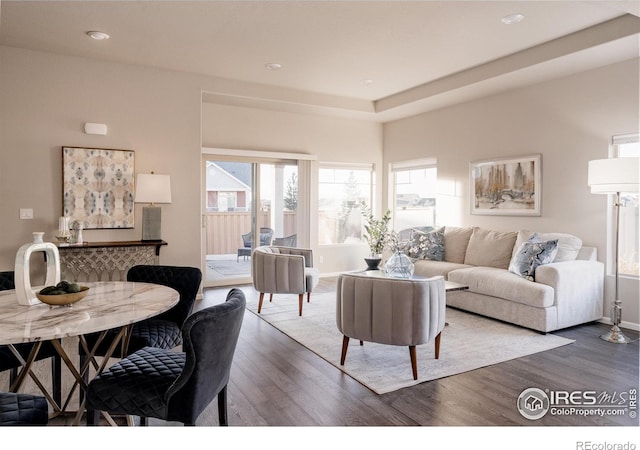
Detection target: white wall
<box><xmin>383</xmin><ymin>58</ymin><xmax>640</xmax><ymax>329</ymax></box>
<box><xmin>0</xmin><ymin>46</ymin><xmax>204</xmax><ymax>270</ymax></box>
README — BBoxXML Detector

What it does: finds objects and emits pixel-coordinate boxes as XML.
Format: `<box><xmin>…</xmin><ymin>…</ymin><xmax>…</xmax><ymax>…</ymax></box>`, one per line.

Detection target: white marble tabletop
<box><xmin>0</xmin><ymin>281</ymin><xmax>179</xmax><ymax>345</ymax></box>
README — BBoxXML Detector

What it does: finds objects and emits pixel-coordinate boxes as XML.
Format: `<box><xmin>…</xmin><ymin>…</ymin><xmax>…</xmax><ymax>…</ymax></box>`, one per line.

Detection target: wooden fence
<box><xmin>205</xmin><ymin>211</ymin><xmax>297</xmax><ymax>255</ymax></box>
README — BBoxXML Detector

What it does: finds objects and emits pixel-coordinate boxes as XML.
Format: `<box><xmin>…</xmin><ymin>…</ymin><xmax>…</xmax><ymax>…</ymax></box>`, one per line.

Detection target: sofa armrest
<box><xmin>535</xmin><ymin>260</ymin><xmax>604</xmax><ymax>328</ymax></box>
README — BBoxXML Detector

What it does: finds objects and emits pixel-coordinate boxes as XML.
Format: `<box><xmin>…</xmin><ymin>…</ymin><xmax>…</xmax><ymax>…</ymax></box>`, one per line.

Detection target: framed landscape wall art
<box><xmin>470</xmin><ymin>154</ymin><xmax>541</xmax><ymax>216</ymax></box>
<box><xmin>62</xmin><ymin>147</ymin><xmax>135</xmax><ymax>228</ymax></box>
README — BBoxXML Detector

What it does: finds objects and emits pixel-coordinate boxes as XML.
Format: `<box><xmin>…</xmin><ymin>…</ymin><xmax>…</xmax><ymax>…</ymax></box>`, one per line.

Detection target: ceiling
<box><xmin>1</xmin><ymin>1</ymin><xmax>639</xmax><ymax>121</ymax></box>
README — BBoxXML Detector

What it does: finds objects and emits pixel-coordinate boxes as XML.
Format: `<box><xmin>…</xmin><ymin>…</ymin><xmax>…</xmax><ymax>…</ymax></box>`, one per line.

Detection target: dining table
<box><xmin>0</xmin><ymin>280</ymin><xmax>179</xmax><ymax>425</ymax></box>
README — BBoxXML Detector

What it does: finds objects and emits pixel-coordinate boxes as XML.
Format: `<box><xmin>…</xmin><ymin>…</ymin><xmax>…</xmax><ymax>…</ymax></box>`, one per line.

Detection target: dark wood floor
<box><xmin>196</xmin><ymin>277</ymin><xmax>639</xmax><ymax>430</ymax></box>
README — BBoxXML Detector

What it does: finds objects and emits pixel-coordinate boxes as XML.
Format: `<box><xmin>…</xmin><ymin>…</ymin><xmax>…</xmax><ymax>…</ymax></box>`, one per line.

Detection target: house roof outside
<box><xmin>206</xmin><ymin>162</ymin><xmax>251</xmax><ymax>192</ymax></box>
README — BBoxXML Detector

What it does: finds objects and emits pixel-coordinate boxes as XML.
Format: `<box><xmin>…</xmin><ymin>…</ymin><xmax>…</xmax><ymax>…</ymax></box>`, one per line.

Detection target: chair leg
<box><xmin>140</xmin><ymin>416</ymin><xmax>148</xmax><ymax>426</ymax></box>
<box><xmin>409</xmin><ymin>345</ymin><xmax>418</xmax><ymax>380</ymax></box>
<box><xmin>258</xmin><ymin>293</ymin><xmax>264</xmax><ymax>313</ymax></box>
<box><xmin>52</xmin><ymin>353</ymin><xmax>61</xmax><ymax>407</ymax></box>
<box><xmin>340</xmin><ymin>336</ymin><xmax>349</xmax><ymax>365</ymax></box>
<box><xmin>217</xmin><ymin>385</ymin><xmax>228</xmax><ymax>426</ymax></box>
<box><xmin>434</xmin><ymin>332</ymin><xmax>442</xmax><ymax>359</ymax></box>
<box><xmin>79</xmin><ymin>353</ymin><xmax>88</xmax><ymax>404</ymax></box>
<box><xmin>307</xmin><ymin>292</ymin><xmax>311</xmax><ymax>303</ymax></box>
<box><xmin>298</xmin><ymin>294</ymin><xmax>304</xmax><ymax>316</ymax></box>
<box><xmin>269</xmin><ymin>293</ymin><xmax>273</xmax><ymax>303</ymax></box>
<box><xmin>86</xmin><ymin>408</ymin><xmax>100</xmax><ymax>426</ymax></box>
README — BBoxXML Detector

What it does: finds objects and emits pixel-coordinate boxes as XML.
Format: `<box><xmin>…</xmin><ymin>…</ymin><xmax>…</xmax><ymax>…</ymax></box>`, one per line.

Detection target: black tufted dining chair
<box><xmin>79</xmin><ymin>265</ymin><xmax>202</xmax><ymax>388</ymax></box>
<box><xmin>86</xmin><ymin>288</ymin><xmax>245</xmax><ymax>426</ymax></box>
<box><xmin>0</xmin><ymin>271</ymin><xmax>61</xmax><ymax>405</ymax></box>
<box><xmin>0</xmin><ymin>392</ymin><xmax>49</xmax><ymax>426</ymax></box>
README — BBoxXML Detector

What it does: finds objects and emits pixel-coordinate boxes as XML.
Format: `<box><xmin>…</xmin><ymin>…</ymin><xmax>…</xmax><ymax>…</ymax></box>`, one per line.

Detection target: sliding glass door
<box><xmin>202</xmin><ymin>156</ymin><xmax>298</xmax><ymax>287</ymax></box>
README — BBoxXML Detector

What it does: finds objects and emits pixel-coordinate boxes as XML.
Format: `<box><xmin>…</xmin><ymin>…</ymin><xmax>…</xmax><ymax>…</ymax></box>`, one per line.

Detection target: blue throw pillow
<box><xmin>403</xmin><ymin>227</ymin><xmax>445</xmax><ymax>261</ymax></box>
<box><xmin>508</xmin><ymin>236</ymin><xmax>559</xmax><ymax>281</ymax></box>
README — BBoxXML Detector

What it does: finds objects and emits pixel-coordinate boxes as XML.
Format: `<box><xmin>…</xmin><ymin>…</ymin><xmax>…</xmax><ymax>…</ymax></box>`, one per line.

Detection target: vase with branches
<box><xmin>360</xmin><ymin>204</ymin><xmax>391</xmax><ymax>260</ymax></box>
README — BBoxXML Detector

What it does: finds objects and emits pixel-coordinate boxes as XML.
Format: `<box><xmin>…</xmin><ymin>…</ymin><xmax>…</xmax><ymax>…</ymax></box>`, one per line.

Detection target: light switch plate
<box><xmin>19</xmin><ymin>208</ymin><xmax>33</xmax><ymax>219</ymax></box>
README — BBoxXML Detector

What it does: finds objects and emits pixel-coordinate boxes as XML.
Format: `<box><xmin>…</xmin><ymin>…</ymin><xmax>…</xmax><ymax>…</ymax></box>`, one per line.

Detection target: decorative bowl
<box><xmin>36</xmin><ymin>286</ymin><xmax>90</xmax><ymax>306</ymax></box>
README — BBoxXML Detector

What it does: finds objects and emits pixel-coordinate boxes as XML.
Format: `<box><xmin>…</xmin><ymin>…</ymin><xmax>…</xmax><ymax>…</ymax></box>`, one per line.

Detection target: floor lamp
<box><xmin>588</xmin><ymin>157</ymin><xmax>639</xmax><ymax>344</ymax></box>
<box><xmin>135</xmin><ymin>172</ymin><xmax>172</xmax><ymax>241</ymax></box>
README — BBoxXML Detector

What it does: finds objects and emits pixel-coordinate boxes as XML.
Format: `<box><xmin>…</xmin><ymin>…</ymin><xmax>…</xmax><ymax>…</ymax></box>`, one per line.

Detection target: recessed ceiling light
<box><xmin>360</xmin><ymin>79</ymin><xmax>374</xmax><ymax>87</ymax></box>
<box><xmin>265</xmin><ymin>63</ymin><xmax>282</xmax><ymax>71</ymax></box>
<box><xmin>501</xmin><ymin>13</ymin><xmax>524</xmax><ymax>25</ymax></box>
<box><xmin>87</xmin><ymin>31</ymin><xmax>110</xmax><ymax>40</ymax></box>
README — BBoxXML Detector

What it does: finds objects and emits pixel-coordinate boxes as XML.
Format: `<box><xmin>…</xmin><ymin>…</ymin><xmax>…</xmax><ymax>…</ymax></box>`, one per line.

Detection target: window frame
<box><xmin>388</xmin><ymin>158</ymin><xmax>438</xmax><ymax>232</ymax></box>
<box><xmin>317</xmin><ymin>162</ymin><xmax>375</xmax><ymax>246</ymax></box>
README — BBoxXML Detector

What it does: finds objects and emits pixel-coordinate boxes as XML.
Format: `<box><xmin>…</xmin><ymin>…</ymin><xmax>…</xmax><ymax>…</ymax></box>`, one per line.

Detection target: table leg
<box><xmin>7</xmin><ymin>342</ymin><xmax>62</xmax><ymax>415</ymax></box>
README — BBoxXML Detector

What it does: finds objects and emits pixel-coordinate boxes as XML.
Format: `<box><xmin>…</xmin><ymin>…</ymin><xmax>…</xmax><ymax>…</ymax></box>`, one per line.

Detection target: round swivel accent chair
<box><xmin>336</xmin><ymin>272</ymin><xmax>446</xmax><ymax>380</ymax></box>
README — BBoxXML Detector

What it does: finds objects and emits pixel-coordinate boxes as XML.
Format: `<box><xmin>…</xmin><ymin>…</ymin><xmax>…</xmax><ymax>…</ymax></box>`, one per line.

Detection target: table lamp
<box><xmin>587</xmin><ymin>156</ymin><xmax>639</xmax><ymax>344</ymax></box>
<box><xmin>135</xmin><ymin>172</ymin><xmax>172</xmax><ymax>241</ymax></box>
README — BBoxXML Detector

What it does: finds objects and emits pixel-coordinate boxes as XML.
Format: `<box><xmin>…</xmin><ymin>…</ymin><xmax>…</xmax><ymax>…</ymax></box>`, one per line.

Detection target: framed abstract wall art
<box><xmin>470</xmin><ymin>154</ymin><xmax>541</xmax><ymax>216</ymax></box>
<box><xmin>62</xmin><ymin>147</ymin><xmax>135</xmax><ymax>228</ymax></box>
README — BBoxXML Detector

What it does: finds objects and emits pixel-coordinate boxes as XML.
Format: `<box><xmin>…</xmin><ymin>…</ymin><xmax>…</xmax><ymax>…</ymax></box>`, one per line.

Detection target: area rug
<box><xmin>245</xmin><ymin>291</ymin><xmax>575</xmax><ymax>394</ymax></box>
<box><xmin>206</xmin><ymin>259</ymin><xmax>251</xmax><ymax>276</ymax></box>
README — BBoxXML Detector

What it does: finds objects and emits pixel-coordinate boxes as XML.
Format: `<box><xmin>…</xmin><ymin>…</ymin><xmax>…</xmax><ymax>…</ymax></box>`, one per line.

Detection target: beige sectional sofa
<box><xmin>395</xmin><ymin>226</ymin><xmax>604</xmax><ymax>333</ymax></box>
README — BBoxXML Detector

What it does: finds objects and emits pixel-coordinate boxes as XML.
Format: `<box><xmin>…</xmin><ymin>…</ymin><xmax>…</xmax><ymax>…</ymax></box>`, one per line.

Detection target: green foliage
<box><xmin>284</xmin><ymin>173</ymin><xmax>298</xmax><ymax>211</ymax></box>
<box><xmin>360</xmin><ymin>203</ymin><xmax>391</xmax><ymax>256</ymax></box>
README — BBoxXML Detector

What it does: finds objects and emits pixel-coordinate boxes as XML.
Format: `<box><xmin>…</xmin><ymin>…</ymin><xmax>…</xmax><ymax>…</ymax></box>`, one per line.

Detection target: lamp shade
<box><xmin>134</xmin><ymin>174</ymin><xmax>172</xmax><ymax>204</ymax></box>
<box><xmin>588</xmin><ymin>157</ymin><xmax>640</xmax><ymax>194</ymax></box>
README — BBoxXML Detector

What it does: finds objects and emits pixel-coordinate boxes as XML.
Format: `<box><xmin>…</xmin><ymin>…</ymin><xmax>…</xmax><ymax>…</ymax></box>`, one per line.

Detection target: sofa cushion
<box><xmin>403</xmin><ymin>227</ymin><xmax>445</xmax><ymax>261</ymax></box>
<box><xmin>513</xmin><ymin>230</ymin><xmax>582</xmax><ymax>262</ymax></box>
<box><xmin>448</xmin><ymin>267</ymin><xmax>555</xmax><ymax>308</ymax></box>
<box><xmin>443</xmin><ymin>226</ymin><xmax>475</xmax><ymax>264</ymax></box>
<box><xmin>508</xmin><ymin>235</ymin><xmax>559</xmax><ymax>281</ymax></box>
<box><xmin>412</xmin><ymin>260</ymin><xmax>473</xmax><ymax>280</ymax></box>
<box><xmin>463</xmin><ymin>228</ymin><xmax>517</xmax><ymax>269</ymax></box>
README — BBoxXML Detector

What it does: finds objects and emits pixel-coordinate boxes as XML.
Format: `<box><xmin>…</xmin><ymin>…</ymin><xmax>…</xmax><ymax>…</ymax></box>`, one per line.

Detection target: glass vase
<box><xmin>384</xmin><ymin>250</ymin><xmax>415</xmax><ymax>279</ymax></box>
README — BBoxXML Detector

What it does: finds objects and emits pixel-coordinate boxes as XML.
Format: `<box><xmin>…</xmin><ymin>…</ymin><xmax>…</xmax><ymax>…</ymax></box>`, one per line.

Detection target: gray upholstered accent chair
<box><xmin>252</xmin><ymin>246</ymin><xmax>320</xmax><ymax>316</ymax></box>
<box><xmin>86</xmin><ymin>288</ymin><xmax>245</xmax><ymax>426</ymax></box>
<box><xmin>336</xmin><ymin>272</ymin><xmax>446</xmax><ymax>380</ymax></box>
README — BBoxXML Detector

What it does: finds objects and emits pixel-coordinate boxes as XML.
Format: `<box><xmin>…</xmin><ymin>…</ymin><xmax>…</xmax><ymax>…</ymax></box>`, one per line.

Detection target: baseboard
<box><xmin>598</xmin><ymin>317</ymin><xmax>640</xmax><ymax>332</ymax></box>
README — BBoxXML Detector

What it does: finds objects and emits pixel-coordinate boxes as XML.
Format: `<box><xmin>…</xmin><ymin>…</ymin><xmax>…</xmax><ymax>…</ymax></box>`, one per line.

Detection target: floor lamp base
<box><xmin>600</xmin><ymin>325</ymin><xmax>630</xmax><ymax>344</ymax></box>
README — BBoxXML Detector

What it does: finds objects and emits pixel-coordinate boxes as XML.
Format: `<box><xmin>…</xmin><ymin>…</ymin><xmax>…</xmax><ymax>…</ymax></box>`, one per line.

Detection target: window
<box><xmin>389</xmin><ymin>158</ymin><xmax>437</xmax><ymax>232</ymax></box>
<box><xmin>318</xmin><ymin>164</ymin><xmax>373</xmax><ymax>245</ymax></box>
<box><xmin>612</xmin><ymin>133</ymin><xmax>639</xmax><ymax>277</ymax></box>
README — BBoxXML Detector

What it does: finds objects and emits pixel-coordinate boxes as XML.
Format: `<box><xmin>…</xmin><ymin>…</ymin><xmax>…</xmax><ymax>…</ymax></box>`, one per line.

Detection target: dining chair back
<box><xmin>0</xmin><ymin>392</ymin><xmax>48</xmax><ymax>426</ymax></box>
<box><xmin>86</xmin><ymin>288</ymin><xmax>246</xmax><ymax>426</ymax></box>
<box><xmin>79</xmin><ymin>265</ymin><xmax>202</xmax><ymax>398</ymax></box>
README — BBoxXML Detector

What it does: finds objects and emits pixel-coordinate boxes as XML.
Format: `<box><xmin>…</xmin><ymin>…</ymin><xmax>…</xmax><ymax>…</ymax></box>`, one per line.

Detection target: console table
<box><xmin>57</xmin><ymin>241</ymin><xmax>167</xmax><ymax>282</ymax></box>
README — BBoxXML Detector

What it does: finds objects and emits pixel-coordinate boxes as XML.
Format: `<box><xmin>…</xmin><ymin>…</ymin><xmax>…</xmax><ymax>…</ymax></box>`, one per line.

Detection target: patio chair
<box><xmin>237</xmin><ymin>228</ymin><xmax>274</xmax><ymax>261</ymax></box>
<box><xmin>273</xmin><ymin>234</ymin><xmax>297</xmax><ymax>247</ymax></box>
